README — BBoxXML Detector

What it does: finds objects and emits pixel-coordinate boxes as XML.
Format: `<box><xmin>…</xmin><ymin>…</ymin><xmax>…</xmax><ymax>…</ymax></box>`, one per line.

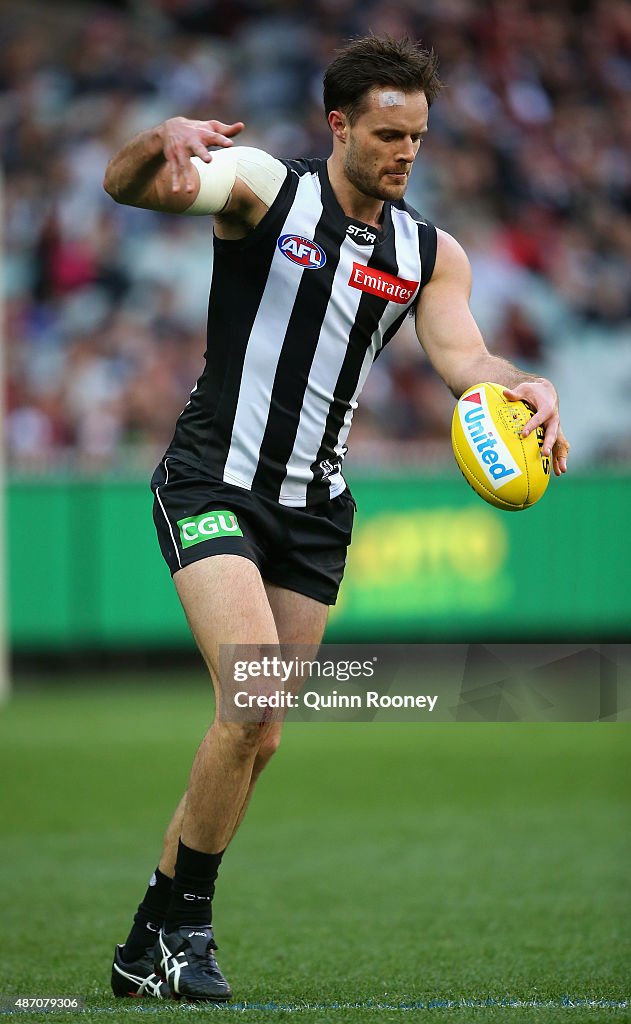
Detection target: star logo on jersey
<box><xmin>346</xmin><ymin>222</ymin><xmax>377</xmax><ymax>245</ymax></box>
<box><xmin>278</xmin><ymin>234</ymin><xmax>327</xmax><ymax>269</ymax></box>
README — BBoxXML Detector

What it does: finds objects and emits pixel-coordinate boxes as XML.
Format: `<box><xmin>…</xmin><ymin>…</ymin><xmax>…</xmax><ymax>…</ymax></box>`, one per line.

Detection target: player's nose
<box><xmin>396</xmin><ymin>138</ymin><xmax>416</xmax><ymax>163</ymax></box>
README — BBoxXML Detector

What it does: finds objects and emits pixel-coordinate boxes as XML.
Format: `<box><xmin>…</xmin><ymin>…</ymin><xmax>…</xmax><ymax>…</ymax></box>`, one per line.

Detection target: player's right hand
<box><xmin>160</xmin><ymin>117</ymin><xmax>245</xmax><ymax>195</ymax></box>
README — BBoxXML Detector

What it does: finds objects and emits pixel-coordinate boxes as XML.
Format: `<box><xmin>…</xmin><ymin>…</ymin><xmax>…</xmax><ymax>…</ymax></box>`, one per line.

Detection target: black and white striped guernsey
<box><xmin>165</xmin><ymin>157</ymin><xmax>437</xmax><ymax>507</ymax></box>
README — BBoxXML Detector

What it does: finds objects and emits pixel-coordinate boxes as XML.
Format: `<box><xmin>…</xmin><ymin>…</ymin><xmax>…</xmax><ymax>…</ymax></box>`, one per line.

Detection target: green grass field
<box><xmin>0</xmin><ymin>675</ymin><xmax>629</xmax><ymax>1023</ymax></box>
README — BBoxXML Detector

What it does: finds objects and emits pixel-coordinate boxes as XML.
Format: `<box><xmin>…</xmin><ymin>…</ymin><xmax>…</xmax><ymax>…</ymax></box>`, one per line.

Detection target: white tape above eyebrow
<box><xmin>379</xmin><ymin>91</ymin><xmax>406</xmax><ymax>107</ymax></box>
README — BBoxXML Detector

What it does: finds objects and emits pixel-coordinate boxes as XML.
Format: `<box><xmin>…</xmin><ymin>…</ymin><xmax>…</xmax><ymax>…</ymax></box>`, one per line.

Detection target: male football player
<box><xmin>104</xmin><ymin>35</ymin><xmax>569</xmax><ymax>1001</ymax></box>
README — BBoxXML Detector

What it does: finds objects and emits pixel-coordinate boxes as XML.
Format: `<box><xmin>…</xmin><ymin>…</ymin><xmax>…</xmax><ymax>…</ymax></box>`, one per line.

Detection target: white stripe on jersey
<box><xmin>223</xmin><ymin>171</ymin><xmax>323</xmax><ymax>490</ymax></box>
<box><xmin>392</xmin><ymin>206</ymin><xmax>424</xmax><ymax>302</ymax></box>
<box><xmin>279</xmin><ymin>231</ymin><xmax>376</xmax><ymax>504</ymax></box>
<box><xmin>333</xmin><ymin>207</ymin><xmax>423</xmax><ymax>463</ymax></box>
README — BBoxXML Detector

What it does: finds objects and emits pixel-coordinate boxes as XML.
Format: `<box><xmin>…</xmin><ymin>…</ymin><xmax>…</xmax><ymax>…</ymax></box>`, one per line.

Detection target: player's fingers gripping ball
<box><xmin>451</xmin><ymin>382</ymin><xmax>551</xmax><ymax>511</ymax></box>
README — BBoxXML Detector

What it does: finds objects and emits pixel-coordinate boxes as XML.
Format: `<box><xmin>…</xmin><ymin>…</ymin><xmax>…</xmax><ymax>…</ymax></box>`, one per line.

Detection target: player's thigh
<box><xmin>264</xmin><ymin>582</ymin><xmax>328</xmax><ymax>702</ymax></box>
<box><xmin>264</xmin><ymin>581</ymin><xmax>329</xmax><ymax>647</ymax></box>
<box><xmin>175</xmin><ymin>554</ymin><xmax>279</xmax><ymax>683</ymax></box>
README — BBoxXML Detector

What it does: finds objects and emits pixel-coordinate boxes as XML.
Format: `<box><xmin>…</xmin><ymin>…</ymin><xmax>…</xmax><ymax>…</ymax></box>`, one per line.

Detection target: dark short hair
<box><xmin>323</xmin><ymin>35</ymin><xmax>443</xmax><ymax>125</ymax></box>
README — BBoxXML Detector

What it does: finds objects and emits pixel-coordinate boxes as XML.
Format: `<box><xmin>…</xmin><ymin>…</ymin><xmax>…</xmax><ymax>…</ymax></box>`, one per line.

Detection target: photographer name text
<box><xmin>233</xmin><ymin>690</ymin><xmax>438</xmax><ymax>712</ymax></box>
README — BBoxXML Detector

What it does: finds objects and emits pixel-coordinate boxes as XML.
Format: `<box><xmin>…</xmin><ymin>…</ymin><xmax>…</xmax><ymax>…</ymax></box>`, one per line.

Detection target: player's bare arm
<box><xmin>102</xmin><ymin>116</ymin><xmax>282</xmax><ymax>237</ymax></box>
<box><xmin>103</xmin><ymin>117</ymin><xmax>243</xmax><ymax>209</ymax></box>
<box><xmin>416</xmin><ymin>228</ymin><xmax>570</xmax><ymax>476</ymax></box>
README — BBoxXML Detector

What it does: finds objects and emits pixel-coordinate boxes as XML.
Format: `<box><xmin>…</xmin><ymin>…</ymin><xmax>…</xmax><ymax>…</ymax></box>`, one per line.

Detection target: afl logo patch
<box><xmin>278</xmin><ymin>234</ymin><xmax>327</xmax><ymax>269</ymax></box>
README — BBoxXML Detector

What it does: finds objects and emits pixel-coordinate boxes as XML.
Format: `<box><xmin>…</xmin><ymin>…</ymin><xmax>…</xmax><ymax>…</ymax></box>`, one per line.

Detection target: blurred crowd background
<box><xmin>2</xmin><ymin>0</ymin><xmax>631</xmax><ymax>475</ymax></box>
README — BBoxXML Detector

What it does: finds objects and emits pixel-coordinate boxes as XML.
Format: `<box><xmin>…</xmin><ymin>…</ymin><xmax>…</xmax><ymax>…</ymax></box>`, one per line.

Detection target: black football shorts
<box><xmin>150</xmin><ymin>457</ymin><xmax>355</xmax><ymax>605</ymax></box>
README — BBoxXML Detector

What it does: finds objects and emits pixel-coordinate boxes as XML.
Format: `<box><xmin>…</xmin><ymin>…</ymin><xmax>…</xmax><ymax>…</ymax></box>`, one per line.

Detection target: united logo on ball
<box><xmin>451</xmin><ymin>382</ymin><xmax>551</xmax><ymax>511</ymax></box>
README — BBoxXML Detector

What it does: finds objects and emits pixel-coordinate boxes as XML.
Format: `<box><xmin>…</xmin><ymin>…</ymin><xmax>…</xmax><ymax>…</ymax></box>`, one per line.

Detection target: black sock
<box><xmin>121</xmin><ymin>867</ymin><xmax>172</xmax><ymax>962</ymax></box>
<box><xmin>163</xmin><ymin>840</ymin><xmax>224</xmax><ymax>932</ymax></box>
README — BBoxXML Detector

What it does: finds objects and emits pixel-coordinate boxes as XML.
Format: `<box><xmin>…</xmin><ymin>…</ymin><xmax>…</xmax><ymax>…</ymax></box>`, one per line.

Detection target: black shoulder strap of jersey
<box><xmin>281</xmin><ymin>157</ymin><xmax>323</xmax><ymax>178</ymax></box>
<box><xmin>419</xmin><ymin>219</ymin><xmax>438</xmax><ymax>288</ymax></box>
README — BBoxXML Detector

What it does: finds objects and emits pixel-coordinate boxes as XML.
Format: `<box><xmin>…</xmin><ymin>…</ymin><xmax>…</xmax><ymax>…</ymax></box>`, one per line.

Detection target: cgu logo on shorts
<box><xmin>278</xmin><ymin>234</ymin><xmax>327</xmax><ymax>269</ymax></box>
<box><xmin>348</xmin><ymin>262</ymin><xmax>418</xmax><ymax>304</ymax></box>
<box><xmin>177</xmin><ymin>510</ymin><xmax>243</xmax><ymax>549</ymax></box>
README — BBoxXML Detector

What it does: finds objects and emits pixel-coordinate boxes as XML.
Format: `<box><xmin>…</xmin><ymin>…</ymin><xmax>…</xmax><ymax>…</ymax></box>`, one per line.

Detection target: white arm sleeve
<box><xmin>184</xmin><ymin>146</ymin><xmax>287</xmax><ymax>216</ymax></box>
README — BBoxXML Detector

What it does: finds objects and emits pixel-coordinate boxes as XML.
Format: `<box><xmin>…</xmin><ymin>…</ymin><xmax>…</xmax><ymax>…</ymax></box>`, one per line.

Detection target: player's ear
<box><xmin>328</xmin><ymin>110</ymin><xmax>347</xmax><ymax>142</ymax></box>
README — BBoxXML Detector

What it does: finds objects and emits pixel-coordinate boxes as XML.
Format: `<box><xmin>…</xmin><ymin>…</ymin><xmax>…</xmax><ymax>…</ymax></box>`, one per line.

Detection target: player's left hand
<box><xmin>503</xmin><ymin>379</ymin><xmax>570</xmax><ymax>476</ymax></box>
<box><xmin>160</xmin><ymin>117</ymin><xmax>245</xmax><ymax>195</ymax></box>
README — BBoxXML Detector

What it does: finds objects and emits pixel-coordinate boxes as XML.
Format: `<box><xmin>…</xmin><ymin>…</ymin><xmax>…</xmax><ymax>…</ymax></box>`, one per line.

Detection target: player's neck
<box><xmin>326</xmin><ymin>157</ymin><xmax>385</xmax><ymax>230</ymax></box>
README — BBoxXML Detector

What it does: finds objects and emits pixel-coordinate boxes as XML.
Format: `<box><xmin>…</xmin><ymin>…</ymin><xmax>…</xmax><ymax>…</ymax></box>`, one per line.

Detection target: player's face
<box><xmin>343</xmin><ymin>89</ymin><xmax>429</xmax><ymax>202</ymax></box>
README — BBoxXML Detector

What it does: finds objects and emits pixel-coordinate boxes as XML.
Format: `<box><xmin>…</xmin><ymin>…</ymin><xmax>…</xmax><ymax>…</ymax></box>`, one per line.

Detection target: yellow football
<box><xmin>451</xmin><ymin>382</ymin><xmax>551</xmax><ymax>511</ymax></box>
